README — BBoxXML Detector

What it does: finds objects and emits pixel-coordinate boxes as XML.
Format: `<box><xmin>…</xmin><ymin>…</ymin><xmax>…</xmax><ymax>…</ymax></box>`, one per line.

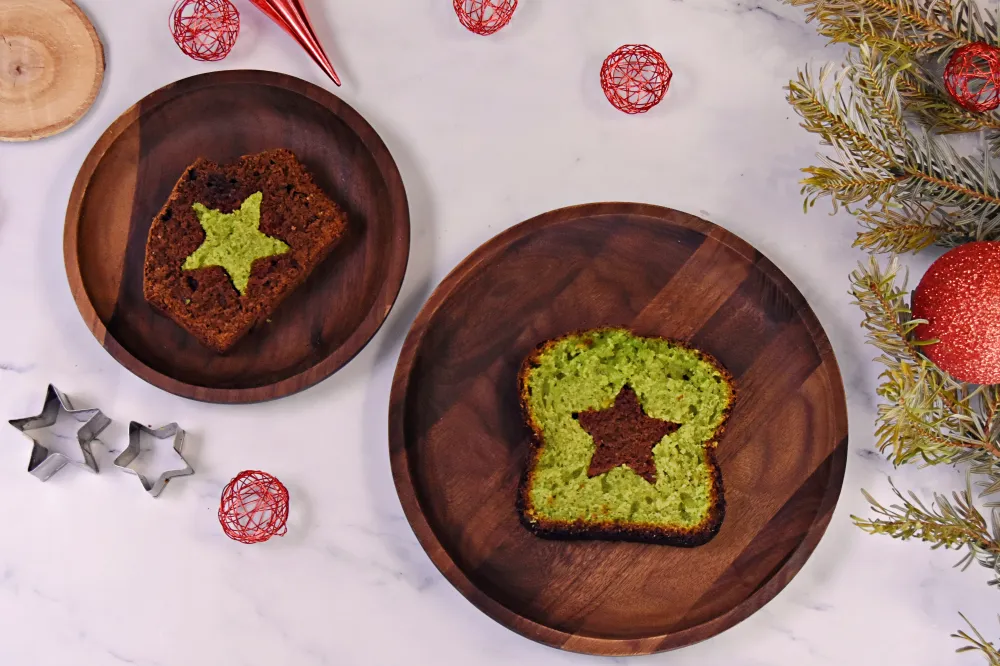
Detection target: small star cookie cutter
<box><xmin>8</xmin><ymin>384</ymin><xmax>111</xmax><ymax>481</ymax></box>
<box><xmin>113</xmin><ymin>422</ymin><xmax>194</xmax><ymax>497</ymax></box>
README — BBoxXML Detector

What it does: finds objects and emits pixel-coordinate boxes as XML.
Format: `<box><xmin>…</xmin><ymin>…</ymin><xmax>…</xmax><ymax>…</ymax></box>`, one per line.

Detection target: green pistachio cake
<box><xmin>517</xmin><ymin>328</ymin><xmax>735</xmax><ymax>546</ymax></box>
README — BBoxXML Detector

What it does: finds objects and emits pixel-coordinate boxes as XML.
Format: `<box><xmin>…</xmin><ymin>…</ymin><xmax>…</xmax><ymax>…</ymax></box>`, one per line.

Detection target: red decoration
<box><xmin>249</xmin><ymin>0</ymin><xmax>341</xmax><ymax>86</ymax></box>
<box><xmin>453</xmin><ymin>0</ymin><xmax>517</xmax><ymax>36</ymax></box>
<box><xmin>218</xmin><ymin>470</ymin><xmax>290</xmax><ymax>544</ymax></box>
<box><xmin>600</xmin><ymin>44</ymin><xmax>672</xmax><ymax>114</ymax></box>
<box><xmin>944</xmin><ymin>42</ymin><xmax>1000</xmax><ymax>113</ymax></box>
<box><xmin>170</xmin><ymin>0</ymin><xmax>240</xmax><ymax>62</ymax></box>
<box><xmin>911</xmin><ymin>241</ymin><xmax>1000</xmax><ymax>385</ymax></box>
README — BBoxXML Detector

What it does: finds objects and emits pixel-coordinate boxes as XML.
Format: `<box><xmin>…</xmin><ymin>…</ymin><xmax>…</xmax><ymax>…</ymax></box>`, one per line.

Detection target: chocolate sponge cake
<box><xmin>143</xmin><ymin>149</ymin><xmax>347</xmax><ymax>353</ymax></box>
<box><xmin>517</xmin><ymin>328</ymin><xmax>735</xmax><ymax>546</ymax></box>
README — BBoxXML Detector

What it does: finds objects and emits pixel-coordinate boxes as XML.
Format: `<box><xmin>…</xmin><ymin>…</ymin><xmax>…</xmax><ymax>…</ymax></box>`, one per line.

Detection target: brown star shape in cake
<box><xmin>576</xmin><ymin>385</ymin><xmax>680</xmax><ymax>484</ymax></box>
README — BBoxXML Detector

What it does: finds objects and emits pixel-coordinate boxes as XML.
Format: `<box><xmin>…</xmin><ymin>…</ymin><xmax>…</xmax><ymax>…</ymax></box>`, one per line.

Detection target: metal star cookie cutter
<box><xmin>8</xmin><ymin>384</ymin><xmax>110</xmax><ymax>481</ymax></box>
<box><xmin>114</xmin><ymin>422</ymin><xmax>193</xmax><ymax>497</ymax></box>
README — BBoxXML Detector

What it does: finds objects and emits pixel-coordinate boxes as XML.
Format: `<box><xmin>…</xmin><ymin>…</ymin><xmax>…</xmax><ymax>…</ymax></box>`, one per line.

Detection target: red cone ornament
<box><xmin>911</xmin><ymin>241</ymin><xmax>1000</xmax><ymax>384</ymax></box>
<box><xmin>249</xmin><ymin>0</ymin><xmax>341</xmax><ymax>86</ymax></box>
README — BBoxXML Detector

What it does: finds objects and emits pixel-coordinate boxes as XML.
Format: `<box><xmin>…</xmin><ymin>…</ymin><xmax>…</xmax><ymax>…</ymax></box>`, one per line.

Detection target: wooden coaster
<box><xmin>0</xmin><ymin>0</ymin><xmax>105</xmax><ymax>141</ymax></box>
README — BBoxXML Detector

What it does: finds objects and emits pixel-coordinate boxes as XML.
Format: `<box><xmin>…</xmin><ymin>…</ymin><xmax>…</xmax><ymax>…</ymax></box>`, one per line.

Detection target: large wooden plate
<box><xmin>389</xmin><ymin>203</ymin><xmax>847</xmax><ymax>655</ymax></box>
<box><xmin>65</xmin><ymin>71</ymin><xmax>409</xmax><ymax>403</ymax></box>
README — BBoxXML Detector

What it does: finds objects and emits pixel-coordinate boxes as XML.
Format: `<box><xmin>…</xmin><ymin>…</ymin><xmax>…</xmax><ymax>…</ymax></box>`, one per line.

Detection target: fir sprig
<box><xmin>852</xmin><ymin>479</ymin><xmax>1000</xmax><ymax>582</ymax></box>
<box><xmin>848</xmin><ymin>256</ymin><xmax>1000</xmax><ymax>463</ymax></box>
<box><xmin>857</xmin><ymin>486</ymin><xmax>1000</xmax><ymax>662</ymax></box>
<box><xmin>785</xmin><ymin>0</ymin><xmax>999</xmax><ymax>54</ymax></box>
<box><xmin>903</xmin><ymin>133</ymin><xmax>1000</xmax><ymax>217</ymax></box>
<box><xmin>954</xmin><ymin>615</ymin><xmax>1000</xmax><ymax>665</ymax></box>
<box><xmin>784</xmin><ymin>1</ymin><xmax>1000</xmax><ymax>659</ymax></box>
<box><xmin>849</xmin><ymin>254</ymin><xmax>926</xmax><ymax>363</ymax></box>
<box><xmin>788</xmin><ymin>44</ymin><xmax>1000</xmax><ymax>247</ymax></box>
<box><xmin>970</xmin><ymin>451</ymin><xmax>1000</xmax><ymax>497</ymax></box>
<box><xmin>854</xmin><ymin>203</ymin><xmax>950</xmax><ymax>252</ymax></box>
<box><xmin>788</xmin><ymin>56</ymin><xmax>902</xmax><ymax>213</ymax></box>
<box><xmin>898</xmin><ymin>65</ymin><xmax>1000</xmax><ymax>138</ymax></box>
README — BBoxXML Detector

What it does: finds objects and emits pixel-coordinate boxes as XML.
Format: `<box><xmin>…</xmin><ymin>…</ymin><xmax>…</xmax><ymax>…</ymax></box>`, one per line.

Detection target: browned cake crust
<box><xmin>515</xmin><ymin>328</ymin><xmax>736</xmax><ymax>547</ymax></box>
<box><xmin>143</xmin><ymin>149</ymin><xmax>347</xmax><ymax>353</ymax></box>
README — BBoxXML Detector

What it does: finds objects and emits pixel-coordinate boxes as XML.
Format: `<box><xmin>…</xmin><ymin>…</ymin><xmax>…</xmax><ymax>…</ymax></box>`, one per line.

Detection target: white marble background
<box><xmin>0</xmin><ymin>1</ymin><xmax>994</xmax><ymax>664</ymax></box>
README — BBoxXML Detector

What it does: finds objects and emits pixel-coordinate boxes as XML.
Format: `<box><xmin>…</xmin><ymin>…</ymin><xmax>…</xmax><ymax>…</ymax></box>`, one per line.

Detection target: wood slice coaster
<box><xmin>64</xmin><ymin>71</ymin><xmax>410</xmax><ymax>403</ymax></box>
<box><xmin>389</xmin><ymin>203</ymin><xmax>848</xmax><ymax>655</ymax></box>
<box><xmin>0</xmin><ymin>0</ymin><xmax>105</xmax><ymax>141</ymax></box>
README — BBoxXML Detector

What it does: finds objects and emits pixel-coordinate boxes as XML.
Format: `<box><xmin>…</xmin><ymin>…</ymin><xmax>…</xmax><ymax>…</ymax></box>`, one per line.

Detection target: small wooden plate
<box><xmin>389</xmin><ymin>203</ymin><xmax>848</xmax><ymax>655</ymax></box>
<box><xmin>0</xmin><ymin>0</ymin><xmax>105</xmax><ymax>141</ymax></box>
<box><xmin>65</xmin><ymin>71</ymin><xmax>409</xmax><ymax>403</ymax></box>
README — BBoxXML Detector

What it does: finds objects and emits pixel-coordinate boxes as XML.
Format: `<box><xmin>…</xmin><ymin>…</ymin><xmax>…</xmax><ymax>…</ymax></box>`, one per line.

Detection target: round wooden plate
<box><xmin>65</xmin><ymin>70</ymin><xmax>409</xmax><ymax>403</ymax></box>
<box><xmin>0</xmin><ymin>0</ymin><xmax>105</xmax><ymax>141</ymax></box>
<box><xmin>389</xmin><ymin>203</ymin><xmax>848</xmax><ymax>655</ymax></box>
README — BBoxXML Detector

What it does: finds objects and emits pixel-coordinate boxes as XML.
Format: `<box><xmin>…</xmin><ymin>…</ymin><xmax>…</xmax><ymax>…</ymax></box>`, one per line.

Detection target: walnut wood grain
<box><xmin>389</xmin><ymin>204</ymin><xmax>848</xmax><ymax>655</ymax></box>
<box><xmin>64</xmin><ymin>70</ymin><xmax>410</xmax><ymax>403</ymax></box>
<box><xmin>0</xmin><ymin>0</ymin><xmax>105</xmax><ymax>141</ymax></box>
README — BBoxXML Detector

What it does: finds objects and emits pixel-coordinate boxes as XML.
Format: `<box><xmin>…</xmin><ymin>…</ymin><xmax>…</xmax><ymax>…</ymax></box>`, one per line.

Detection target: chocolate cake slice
<box><xmin>517</xmin><ymin>328</ymin><xmax>735</xmax><ymax>546</ymax></box>
<box><xmin>143</xmin><ymin>149</ymin><xmax>347</xmax><ymax>353</ymax></box>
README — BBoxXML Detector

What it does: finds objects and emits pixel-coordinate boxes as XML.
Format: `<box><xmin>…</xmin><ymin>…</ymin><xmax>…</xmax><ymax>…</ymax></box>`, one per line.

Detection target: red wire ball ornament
<box><xmin>218</xmin><ymin>471</ymin><xmax>290</xmax><ymax>544</ymax></box>
<box><xmin>453</xmin><ymin>0</ymin><xmax>517</xmax><ymax>36</ymax></box>
<box><xmin>601</xmin><ymin>44</ymin><xmax>673</xmax><ymax>114</ymax></box>
<box><xmin>911</xmin><ymin>241</ymin><xmax>1000</xmax><ymax>385</ymax></box>
<box><xmin>943</xmin><ymin>42</ymin><xmax>1000</xmax><ymax>113</ymax></box>
<box><xmin>170</xmin><ymin>0</ymin><xmax>240</xmax><ymax>62</ymax></box>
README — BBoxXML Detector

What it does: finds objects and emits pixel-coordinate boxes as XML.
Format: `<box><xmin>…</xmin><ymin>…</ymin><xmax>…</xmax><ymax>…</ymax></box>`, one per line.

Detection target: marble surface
<box><xmin>0</xmin><ymin>1</ymin><xmax>994</xmax><ymax>664</ymax></box>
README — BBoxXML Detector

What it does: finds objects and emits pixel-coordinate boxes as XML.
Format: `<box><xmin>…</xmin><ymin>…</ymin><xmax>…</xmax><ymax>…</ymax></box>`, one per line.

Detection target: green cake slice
<box><xmin>517</xmin><ymin>328</ymin><xmax>735</xmax><ymax>546</ymax></box>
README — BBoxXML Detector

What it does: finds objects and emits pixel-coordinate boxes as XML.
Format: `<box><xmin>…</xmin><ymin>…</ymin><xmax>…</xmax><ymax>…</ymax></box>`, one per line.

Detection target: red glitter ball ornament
<box><xmin>218</xmin><ymin>470</ymin><xmax>290</xmax><ymax>544</ymax></box>
<box><xmin>911</xmin><ymin>242</ymin><xmax>1000</xmax><ymax>385</ymax></box>
<box><xmin>944</xmin><ymin>42</ymin><xmax>1000</xmax><ymax>113</ymax></box>
<box><xmin>453</xmin><ymin>0</ymin><xmax>517</xmax><ymax>36</ymax></box>
<box><xmin>601</xmin><ymin>44</ymin><xmax>672</xmax><ymax>114</ymax></box>
<box><xmin>170</xmin><ymin>0</ymin><xmax>240</xmax><ymax>62</ymax></box>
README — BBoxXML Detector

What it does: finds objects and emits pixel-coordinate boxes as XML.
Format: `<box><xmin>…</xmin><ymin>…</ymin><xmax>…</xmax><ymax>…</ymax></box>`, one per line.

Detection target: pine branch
<box><xmin>800</xmin><ymin>161</ymin><xmax>902</xmax><ymax>211</ymax></box>
<box><xmin>874</xmin><ymin>359</ymin><xmax>985</xmax><ymax>464</ymax></box>
<box><xmin>899</xmin><ymin>65</ymin><xmax>1000</xmax><ymax>136</ymax></box>
<box><xmin>789</xmin><ymin>52</ymin><xmax>1000</xmax><ymax>245</ymax></box>
<box><xmin>850</xmin><ymin>254</ymin><xmax>933</xmax><ymax>364</ymax></box>
<box><xmin>853</xmin><ymin>478</ymin><xmax>1000</xmax><ymax>583</ymax></box>
<box><xmin>966</xmin><ymin>438</ymin><xmax>1000</xmax><ymax>497</ymax></box>
<box><xmin>783</xmin><ymin>0</ymin><xmax>1000</xmax><ymax>54</ymax></box>
<box><xmin>847</xmin><ymin>44</ymin><xmax>909</xmax><ymax>140</ymax></box>
<box><xmin>788</xmin><ymin>61</ymin><xmax>901</xmax><ymax>171</ymax></box>
<box><xmin>789</xmin><ymin>57</ymin><xmax>908</xmax><ymax>211</ymax></box>
<box><xmin>800</xmin><ymin>10</ymin><xmax>1000</xmax><ymax>153</ymax></box>
<box><xmin>854</xmin><ymin>203</ymin><xmax>950</xmax><ymax>252</ymax></box>
<box><xmin>954</xmin><ymin>615</ymin><xmax>1000</xmax><ymax>665</ymax></box>
<box><xmin>848</xmin><ymin>256</ymin><xmax>1000</xmax><ymax>463</ymax></box>
<box><xmin>903</xmin><ymin>133</ymin><xmax>1000</xmax><ymax>215</ymax></box>
<box><xmin>786</xmin><ymin>3</ymin><xmax>1000</xmax><ymax>659</ymax></box>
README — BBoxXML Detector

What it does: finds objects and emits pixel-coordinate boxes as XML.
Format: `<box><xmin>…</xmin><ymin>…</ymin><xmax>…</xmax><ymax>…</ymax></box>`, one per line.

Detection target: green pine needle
<box><xmin>784</xmin><ymin>0</ymin><xmax>1000</xmax><ymax>54</ymax></box>
<box><xmin>784</xmin><ymin>2</ymin><xmax>1000</xmax><ymax>659</ymax></box>
<box><xmin>784</xmin><ymin>3</ymin><xmax>1000</xmax><ymax>249</ymax></box>
<box><xmin>955</xmin><ymin>615</ymin><xmax>1000</xmax><ymax>664</ymax></box>
<box><xmin>854</xmin><ymin>204</ymin><xmax>949</xmax><ymax>252</ymax></box>
<box><xmin>853</xmin><ymin>478</ymin><xmax>1000</xmax><ymax>572</ymax></box>
<box><xmin>849</xmin><ymin>256</ymin><xmax>1000</xmax><ymax>464</ymax></box>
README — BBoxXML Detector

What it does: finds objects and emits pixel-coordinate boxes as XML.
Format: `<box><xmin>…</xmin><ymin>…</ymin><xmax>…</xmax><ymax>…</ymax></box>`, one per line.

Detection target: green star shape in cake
<box><xmin>182</xmin><ymin>192</ymin><xmax>289</xmax><ymax>295</ymax></box>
